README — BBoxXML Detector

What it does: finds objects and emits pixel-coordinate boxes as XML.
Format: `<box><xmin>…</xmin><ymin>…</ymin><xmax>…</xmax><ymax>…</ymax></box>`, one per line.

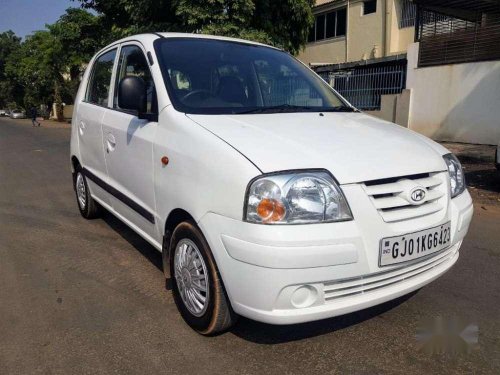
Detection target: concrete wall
<box><xmin>406</xmin><ymin>43</ymin><xmax>500</xmax><ymax>145</ymax></box>
<box><xmin>348</xmin><ymin>0</ymin><xmax>384</xmax><ymax>61</ymax></box>
<box><xmin>388</xmin><ymin>0</ymin><xmax>414</xmax><ymax>54</ymax></box>
<box><xmin>365</xmin><ymin>89</ymin><xmax>410</xmax><ymax>127</ymax></box>
<box><xmin>299</xmin><ymin>38</ymin><xmax>347</xmax><ymax>65</ymax></box>
<box><xmin>298</xmin><ymin>0</ymin><xmax>416</xmax><ymax>65</ymax></box>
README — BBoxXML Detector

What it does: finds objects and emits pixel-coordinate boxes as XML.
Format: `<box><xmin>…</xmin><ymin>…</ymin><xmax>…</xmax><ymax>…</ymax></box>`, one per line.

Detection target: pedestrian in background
<box><xmin>31</xmin><ymin>107</ymin><xmax>40</xmax><ymax>127</ymax></box>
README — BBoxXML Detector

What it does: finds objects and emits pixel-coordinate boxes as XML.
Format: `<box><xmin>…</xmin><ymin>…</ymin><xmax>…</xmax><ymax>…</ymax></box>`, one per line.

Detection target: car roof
<box><xmin>100</xmin><ymin>32</ymin><xmax>280</xmax><ymax>52</ymax></box>
<box><xmin>155</xmin><ymin>33</ymin><xmax>279</xmax><ymax>49</ymax></box>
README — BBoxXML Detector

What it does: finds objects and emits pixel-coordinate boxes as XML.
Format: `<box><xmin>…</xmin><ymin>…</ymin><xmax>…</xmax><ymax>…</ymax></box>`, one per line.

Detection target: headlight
<box><xmin>244</xmin><ymin>170</ymin><xmax>353</xmax><ymax>224</ymax></box>
<box><xmin>443</xmin><ymin>153</ymin><xmax>465</xmax><ymax>198</ymax></box>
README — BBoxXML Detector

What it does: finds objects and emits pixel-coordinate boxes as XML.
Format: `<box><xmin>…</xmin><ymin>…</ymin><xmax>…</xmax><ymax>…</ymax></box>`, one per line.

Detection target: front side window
<box><xmin>86</xmin><ymin>49</ymin><xmax>117</xmax><ymax>106</ymax></box>
<box><xmin>154</xmin><ymin>38</ymin><xmax>351</xmax><ymax>115</ymax></box>
<box><xmin>113</xmin><ymin>45</ymin><xmax>156</xmax><ymax>113</ymax></box>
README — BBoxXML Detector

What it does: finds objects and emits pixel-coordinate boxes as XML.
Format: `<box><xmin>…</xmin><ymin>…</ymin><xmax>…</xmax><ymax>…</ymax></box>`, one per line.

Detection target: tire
<box><xmin>74</xmin><ymin>167</ymin><xmax>101</xmax><ymax>219</ymax></box>
<box><xmin>170</xmin><ymin>221</ymin><xmax>237</xmax><ymax>335</ymax></box>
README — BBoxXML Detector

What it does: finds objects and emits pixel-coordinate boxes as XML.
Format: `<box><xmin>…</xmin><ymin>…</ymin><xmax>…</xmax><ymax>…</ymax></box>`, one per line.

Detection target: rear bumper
<box><xmin>198</xmin><ymin>190</ymin><xmax>473</xmax><ymax>325</ymax></box>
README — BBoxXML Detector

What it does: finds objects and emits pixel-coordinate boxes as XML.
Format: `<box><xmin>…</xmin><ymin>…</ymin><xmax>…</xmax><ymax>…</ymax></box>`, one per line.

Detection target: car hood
<box><xmin>187</xmin><ymin>112</ymin><xmax>449</xmax><ymax>184</ymax></box>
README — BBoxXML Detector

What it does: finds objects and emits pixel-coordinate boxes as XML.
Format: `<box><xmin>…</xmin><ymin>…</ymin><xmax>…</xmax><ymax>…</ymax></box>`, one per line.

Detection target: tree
<box><xmin>6</xmin><ymin>30</ymin><xmax>64</xmax><ymax>117</ymax></box>
<box><xmin>76</xmin><ymin>0</ymin><xmax>178</xmax><ymax>40</ymax></box>
<box><xmin>48</xmin><ymin>8</ymin><xmax>105</xmax><ymax>99</ymax></box>
<box><xmin>0</xmin><ymin>31</ymin><xmax>22</xmax><ymax>108</ymax></box>
<box><xmin>76</xmin><ymin>0</ymin><xmax>314</xmax><ymax>55</ymax></box>
<box><xmin>176</xmin><ymin>0</ymin><xmax>314</xmax><ymax>54</ymax></box>
<box><xmin>253</xmin><ymin>0</ymin><xmax>315</xmax><ymax>54</ymax></box>
<box><xmin>3</xmin><ymin>8</ymin><xmax>103</xmax><ymax>119</ymax></box>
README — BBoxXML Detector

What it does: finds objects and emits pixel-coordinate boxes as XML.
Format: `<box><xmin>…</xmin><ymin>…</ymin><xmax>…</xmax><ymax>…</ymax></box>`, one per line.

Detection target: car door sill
<box><xmin>91</xmin><ymin>194</ymin><xmax>162</xmax><ymax>251</ymax></box>
<box><xmin>82</xmin><ymin>167</ymin><xmax>156</xmax><ymax>224</ymax></box>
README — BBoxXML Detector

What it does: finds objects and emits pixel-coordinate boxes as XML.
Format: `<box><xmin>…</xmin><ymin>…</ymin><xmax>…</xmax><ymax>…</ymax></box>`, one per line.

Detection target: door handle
<box><xmin>106</xmin><ymin>133</ymin><xmax>116</xmax><ymax>153</ymax></box>
<box><xmin>78</xmin><ymin>121</ymin><xmax>85</xmax><ymax>135</ymax></box>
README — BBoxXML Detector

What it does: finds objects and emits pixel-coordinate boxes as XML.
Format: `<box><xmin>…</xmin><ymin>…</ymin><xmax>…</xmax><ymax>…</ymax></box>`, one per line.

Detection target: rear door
<box><xmin>77</xmin><ymin>48</ymin><xmax>117</xmax><ymax>204</ymax></box>
<box><xmin>101</xmin><ymin>43</ymin><xmax>159</xmax><ymax>243</ymax></box>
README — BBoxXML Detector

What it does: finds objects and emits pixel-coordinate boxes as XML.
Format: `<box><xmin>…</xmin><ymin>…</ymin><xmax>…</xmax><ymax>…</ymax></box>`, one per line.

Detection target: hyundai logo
<box><xmin>411</xmin><ymin>188</ymin><xmax>426</xmax><ymax>203</ymax></box>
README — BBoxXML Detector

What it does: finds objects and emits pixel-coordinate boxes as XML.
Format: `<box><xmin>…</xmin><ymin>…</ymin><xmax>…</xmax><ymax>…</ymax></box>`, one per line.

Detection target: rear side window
<box><xmin>113</xmin><ymin>45</ymin><xmax>157</xmax><ymax>113</ymax></box>
<box><xmin>86</xmin><ymin>49</ymin><xmax>117</xmax><ymax>106</ymax></box>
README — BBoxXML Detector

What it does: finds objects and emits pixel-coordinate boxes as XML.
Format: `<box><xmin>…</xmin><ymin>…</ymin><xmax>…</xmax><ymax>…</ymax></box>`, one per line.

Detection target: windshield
<box><xmin>154</xmin><ymin>38</ymin><xmax>351</xmax><ymax>115</ymax></box>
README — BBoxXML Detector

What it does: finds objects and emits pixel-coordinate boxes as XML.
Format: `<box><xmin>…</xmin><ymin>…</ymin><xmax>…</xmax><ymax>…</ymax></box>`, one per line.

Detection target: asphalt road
<box><xmin>1</xmin><ymin>117</ymin><xmax>499</xmax><ymax>374</ymax></box>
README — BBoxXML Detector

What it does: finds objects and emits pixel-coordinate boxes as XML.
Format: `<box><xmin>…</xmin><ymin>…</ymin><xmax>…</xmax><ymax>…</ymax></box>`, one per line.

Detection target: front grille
<box><xmin>323</xmin><ymin>245</ymin><xmax>457</xmax><ymax>302</ymax></box>
<box><xmin>363</xmin><ymin>172</ymin><xmax>448</xmax><ymax>223</ymax></box>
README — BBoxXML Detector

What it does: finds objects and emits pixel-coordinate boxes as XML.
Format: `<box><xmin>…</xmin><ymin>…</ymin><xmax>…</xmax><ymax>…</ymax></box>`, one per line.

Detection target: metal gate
<box><xmin>317</xmin><ymin>61</ymin><xmax>407</xmax><ymax>110</ymax></box>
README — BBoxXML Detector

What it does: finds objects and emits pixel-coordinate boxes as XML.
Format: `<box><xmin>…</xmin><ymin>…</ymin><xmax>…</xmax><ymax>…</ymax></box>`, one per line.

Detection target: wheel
<box><xmin>74</xmin><ymin>167</ymin><xmax>101</xmax><ymax>219</ymax></box>
<box><xmin>170</xmin><ymin>222</ymin><xmax>237</xmax><ymax>335</ymax></box>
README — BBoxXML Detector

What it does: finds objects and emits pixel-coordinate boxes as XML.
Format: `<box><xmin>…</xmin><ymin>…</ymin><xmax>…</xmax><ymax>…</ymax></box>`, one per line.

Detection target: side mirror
<box><xmin>118</xmin><ymin>76</ymin><xmax>147</xmax><ymax>114</ymax></box>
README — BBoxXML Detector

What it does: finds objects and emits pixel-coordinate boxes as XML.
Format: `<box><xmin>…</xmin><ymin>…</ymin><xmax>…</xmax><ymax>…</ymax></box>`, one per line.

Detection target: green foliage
<box><xmin>49</xmin><ymin>8</ymin><xmax>106</xmax><ymax>99</ymax></box>
<box><xmin>253</xmin><ymin>0</ymin><xmax>315</xmax><ymax>54</ymax></box>
<box><xmin>76</xmin><ymin>0</ymin><xmax>315</xmax><ymax>54</ymax></box>
<box><xmin>6</xmin><ymin>31</ymin><xmax>62</xmax><ymax>111</ymax></box>
<box><xmin>176</xmin><ymin>0</ymin><xmax>254</xmax><ymax>35</ymax></box>
<box><xmin>0</xmin><ymin>8</ymin><xmax>103</xmax><ymax>117</ymax></box>
<box><xmin>0</xmin><ymin>1</ymin><xmax>315</xmax><ymax>113</ymax></box>
<box><xmin>77</xmin><ymin>0</ymin><xmax>178</xmax><ymax>40</ymax></box>
<box><xmin>0</xmin><ymin>31</ymin><xmax>22</xmax><ymax>108</ymax></box>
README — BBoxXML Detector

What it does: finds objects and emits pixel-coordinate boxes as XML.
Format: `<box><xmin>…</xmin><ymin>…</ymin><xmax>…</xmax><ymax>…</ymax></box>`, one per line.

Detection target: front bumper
<box><xmin>198</xmin><ymin>189</ymin><xmax>473</xmax><ymax>325</ymax></box>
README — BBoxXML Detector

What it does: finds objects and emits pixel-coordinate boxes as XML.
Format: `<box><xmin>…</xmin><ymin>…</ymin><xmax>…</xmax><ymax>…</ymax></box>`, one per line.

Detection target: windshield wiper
<box><xmin>320</xmin><ymin>106</ymin><xmax>358</xmax><ymax>112</ymax></box>
<box><xmin>235</xmin><ymin>104</ymin><xmax>358</xmax><ymax>114</ymax></box>
<box><xmin>235</xmin><ymin>104</ymin><xmax>312</xmax><ymax>114</ymax></box>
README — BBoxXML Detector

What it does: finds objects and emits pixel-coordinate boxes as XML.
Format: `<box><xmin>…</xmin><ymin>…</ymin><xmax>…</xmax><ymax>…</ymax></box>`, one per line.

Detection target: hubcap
<box><xmin>76</xmin><ymin>173</ymin><xmax>86</xmax><ymax>210</ymax></box>
<box><xmin>174</xmin><ymin>239</ymin><xmax>209</xmax><ymax>317</ymax></box>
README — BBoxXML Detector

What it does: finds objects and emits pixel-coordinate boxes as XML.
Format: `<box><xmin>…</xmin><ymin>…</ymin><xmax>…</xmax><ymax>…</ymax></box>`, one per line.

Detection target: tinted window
<box><xmin>114</xmin><ymin>45</ymin><xmax>156</xmax><ymax>113</ymax></box>
<box><xmin>154</xmin><ymin>38</ymin><xmax>349</xmax><ymax>115</ymax></box>
<box><xmin>363</xmin><ymin>0</ymin><xmax>377</xmax><ymax>15</ymax></box>
<box><xmin>308</xmin><ymin>8</ymin><xmax>347</xmax><ymax>42</ymax></box>
<box><xmin>86</xmin><ymin>49</ymin><xmax>116</xmax><ymax>106</ymax></box>
<box><xmin>326</xmin><ymin>12</ymin><xmax>336</xmax><ymax>39</ymax></box>
<box><xmin>336</xmin><ymin>8</ymin><xmax>347</xmax><ymax>36</ymax></box>
<box><xmin>315</xmin><ymin>14</ymin><xmax>326</xmax><ymax>41</ymax></box>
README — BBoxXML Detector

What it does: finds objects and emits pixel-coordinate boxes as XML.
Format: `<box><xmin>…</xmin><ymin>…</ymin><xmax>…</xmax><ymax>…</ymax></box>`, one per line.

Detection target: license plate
<box><xmin>379</xmin><ymin>222</ymin><xmax>451</xmax><ymax>267</ymax></box>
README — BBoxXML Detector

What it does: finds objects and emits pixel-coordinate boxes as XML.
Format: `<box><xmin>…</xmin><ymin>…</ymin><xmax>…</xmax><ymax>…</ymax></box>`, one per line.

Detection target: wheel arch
<box><xmin>71</xmin><ymin>156</ymin><xmax>81</xmax><ymax>188</ymax></box>
<box><xmin>162</xmin><ymin>208</ymin><xmax>196</xmax><ymax>278</ymax></box>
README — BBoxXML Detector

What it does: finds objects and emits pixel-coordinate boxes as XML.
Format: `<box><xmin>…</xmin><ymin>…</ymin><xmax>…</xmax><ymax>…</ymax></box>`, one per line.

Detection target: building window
<box><xmin>316</xmin><ymin>14</ymin><xmax>326</xmax><ymax>41</ymax></box>
<box><xmin>308</xmin><ymin>8</ymin><xmax>347</xmax><ymax>43</ymax></box>
<box><xmin>363</xmin><ymin>0</ymin><xmax>377</xmax><ymax>15</ymax></box>
<box><xmin>399</xmin><ymin>0</ymin><xmax>416</xmax><ymax>28</ymax></box>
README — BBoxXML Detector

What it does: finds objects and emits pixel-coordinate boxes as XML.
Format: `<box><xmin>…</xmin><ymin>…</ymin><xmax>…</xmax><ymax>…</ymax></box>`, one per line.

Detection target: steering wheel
<box><xmin>181</xmin><ymin>89</ymin><xmax>213</xmax><ymax>102</ymax></box>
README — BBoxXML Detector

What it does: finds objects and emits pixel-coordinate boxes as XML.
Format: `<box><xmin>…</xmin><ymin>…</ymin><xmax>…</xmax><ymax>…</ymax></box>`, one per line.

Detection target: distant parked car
<box><xmin>10</xmin><ymin>109</ymin><xmax>26</xmax><ymax>119</ymax></box>
<box><xmin>0</xmin><ymin>109</ymin><xmax>7</xmax><ymax>116</ymax></box>
<box><xmin>495</xmin><ymin>144</ymin><xmax>499</xmax><ymax>170</ymax></box>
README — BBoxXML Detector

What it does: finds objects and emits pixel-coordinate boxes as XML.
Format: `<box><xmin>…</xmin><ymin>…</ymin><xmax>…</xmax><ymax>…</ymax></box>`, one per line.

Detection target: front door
<box><xmin>78</xmin><ymin>48</ymin><xmax>117</xmax><ymax>205</ymax></box>
<box><xmin>102</xmin><ymin>43</ymin><xmax>159</xmax><ymax>243</ymax></box>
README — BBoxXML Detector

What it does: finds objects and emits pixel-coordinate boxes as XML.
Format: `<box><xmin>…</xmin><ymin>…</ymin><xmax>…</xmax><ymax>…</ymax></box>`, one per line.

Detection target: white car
<box><xmin>70</xmin><ymin>33</ymin><xmax>473</xmax><ymax>335</ymax></box>
<box><xmin>10</xmin><ymin>109</ymin><xmax>26</xmax><ymax>119</ymax></box>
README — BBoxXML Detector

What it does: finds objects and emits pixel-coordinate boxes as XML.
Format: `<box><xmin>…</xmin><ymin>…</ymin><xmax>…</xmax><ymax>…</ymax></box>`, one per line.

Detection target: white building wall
<box><xmin>406</xmin><ymin>42</ymin><xmax>500</xmax><ymax>145</ymax></box>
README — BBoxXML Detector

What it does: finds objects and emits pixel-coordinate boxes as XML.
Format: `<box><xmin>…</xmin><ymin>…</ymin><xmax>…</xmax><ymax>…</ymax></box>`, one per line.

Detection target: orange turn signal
<box><xmin>257</xmin><ymin>198</ymin><xmax>285</xmax><ymax>222</ymax></box>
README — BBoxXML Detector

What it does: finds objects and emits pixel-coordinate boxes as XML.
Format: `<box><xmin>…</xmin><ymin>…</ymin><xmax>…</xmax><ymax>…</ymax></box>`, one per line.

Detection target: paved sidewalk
<box><xmin>441</xmin><ymin>141</ymin><xmax>496</xmax><ymax>164</ymax></box>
